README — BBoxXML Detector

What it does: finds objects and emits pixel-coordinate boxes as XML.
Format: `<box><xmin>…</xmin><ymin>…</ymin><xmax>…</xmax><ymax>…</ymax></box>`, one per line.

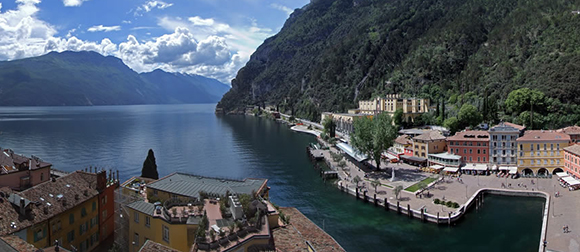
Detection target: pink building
<box><xmin>564</xmin><ymin>144</ymin><xmax>580</xmax><ymax>179</ymax></box>
<box><xmin>0</xmin><ymin>149</ymin><xmax>51</xmax><ymax>191</ymax></box>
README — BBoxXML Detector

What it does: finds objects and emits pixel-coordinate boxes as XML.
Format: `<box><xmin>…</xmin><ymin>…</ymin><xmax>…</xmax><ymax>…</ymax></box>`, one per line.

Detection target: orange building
<box><xmin>558</xmin><ymin>126</ymin><xmax>580</xmax><ymax>143</ymax></box>
<box><xmin>564</xmin><ymin>145</ymin><xmax>580</xmax><ymax>179</ymax></box>
<box><xmin>447</xmin><ymin>131</ymin><xmax>489</xmax><ymax>164</ymax></box>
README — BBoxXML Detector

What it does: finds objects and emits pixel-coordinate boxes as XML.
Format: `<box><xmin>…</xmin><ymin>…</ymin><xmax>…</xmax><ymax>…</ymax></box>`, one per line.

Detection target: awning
<box><xmin>499</xmin><ymin>166</ymin><xmax>517</xmax><ymax>171</ymax></box>
<box><xmin>508</xmin><ymin>167</ymin><xmax>518</xmax><ymax>175</ymax></box>
<box><xmin>491</xmin><ymin>165</ymin><xmax>499</xmax><ymax>170</ymax></box>
<box><xmin>430</xmin><ymin>165</ymin><xmax>444</xmax><ymax>170</ymax></box>
<box><xmin>463</xmin><ymin>164</ymin><xmax>488</xmax><ymax>171</ymax></box>
<box><xmin>443</xmin><ymin>167</ymin><xmax>459</xmax><ymax>173</ymax></box>
<box><xmin>563</xmin><ymin>176</ymin><xmax>580</xmax><ymax>186</ymax></box>
<box><xmin>336</xmin><ymin>142</ymin><xmax>368</xmax><ymax>162</ymax></box>
<box><xmin>400</xmin><ymin>155</ymin><xmax>427</xmax><ymax>163</ymax></box>
<box><xmin>556</xmin><ymin>172</ymin><xmax>570</xmax><ymax>178</ymax></box>
<box><xmin>382</xmin><ymin>151</ymin><xmax>398</xmax><ymax>160</ymax></box>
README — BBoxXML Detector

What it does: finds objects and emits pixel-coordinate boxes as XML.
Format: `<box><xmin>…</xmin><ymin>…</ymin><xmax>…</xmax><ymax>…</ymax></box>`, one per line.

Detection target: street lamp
<box><xmin>465</xmin><ymin>184</ymin><xmax>468</xmax><ymax>199</ymax></box>
<box><xmin>553</xmin><ymin>184</ymin><xmax>556</xmax><ymax>217</ymax></box>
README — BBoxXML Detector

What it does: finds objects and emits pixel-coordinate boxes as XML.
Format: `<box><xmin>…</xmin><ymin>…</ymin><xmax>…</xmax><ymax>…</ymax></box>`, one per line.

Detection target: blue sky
<box><xmin>0</xmin><ymin>0</ymin><xmax>310</xmax><ymax>83</ymax></box>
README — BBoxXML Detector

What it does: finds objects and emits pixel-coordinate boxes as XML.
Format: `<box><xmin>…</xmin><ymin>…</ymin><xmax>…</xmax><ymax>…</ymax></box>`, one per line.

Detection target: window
<box><xmin>478</xmin><ymin>157</ymin><xmax>481</xmax><ymax>162</ymax></box>
<box><xmin>69</xmin><ymin>214</ymin><xmax>75</xmax><ymax>225</ymax></box>
<box><xmin>557</xmin><ymin>160</ymin><xmax>560</xmax><ymax>165</ymax></box>
<box><xmin>92</xmin><ymin>201</ymin><xmax>97</xmax><ymax>212</ymax></box>
<box><xmin>551</xmin><ymin>144</ymin><xmax>554</xmax><ymax>150</ymax></box>
<box><xmin>81</xmin><ymin>207</ymin><xmax>87</xmax><ymax>218</ymax></box>
<box><xmin>464</xmin><ymin>149</ymin><xmax>467</xmax><ymax>154</ymax></box>
<box><xmin>520</xmin><ymin>144</ymin><xmax>523</xmax><ymax>151</ymax></box>
<box><xmin>456</xmin><ymin>149</ymin><xmax>459</xmax><ymax>154</ymax></box>
<box><xmin>531</xmin><ymin>145</ymin><xmax>534</xmax><ymax>151</ymax></box>
<box><xmin>537</xmin><ymin>144</ymin><xmax>540</xmax><ymax>151</ymax></box>
<box><xmin>67</xmin><ymin>230</ymin><xmax>75</xmax><ymax>243</ymax></box>
<box><xmin>520</xmin><ymin>160</ymin><xmax>523</xmax><ymax>165</ymax></box>
<box><xmin>90</xmin><ymin>216</ymin><xmax>98</xmax><ymax>228</ymax></box>
<box><xmin>544</xmin><ymin>144</ymin><xmax>547</xmax><ymax>150</ymax></box>
<box><xmin>146</xmin><ymin>216</ymin><xmax>151</xmax><ymax>227</ymax></box>
<box><xmin>502</xmin><ymin>150</ymin><xmax>506</xmax><ymax>155</ymax></box>
<box><xmin>134</xmin><ymin>233</ymin><xmax>139</xmax><ymax>247</ymax></box>
<box><xmin>41</xmin><ymin>173</ymin><xmax>44</xmax><ymax>181</ymax></box>
<box><xmin>102</xmin><ymin>195</ymin><xmax>108</xmax><ymax>206</ymax></box>
<box><xmin>134</xmin><ymin>212</ymin><xmax>139</xmax><ymax>223</ymax></box>
<box><xmin>483</xmin><ymin>149</ymin><xmax>486</xmax><ymax>154</ymax></box>
<box><xmin>153</xmin><ymin>190</ymin><xmax>158</xmax><ymax>196</ymax></box>
<box><xmin>477</xmin><ymin>143</ymin><xmax>481</xmax><ymax>146</ymax></box>
<box><xmin>483</xmin><ymin>157</ymin><xmax>486</xmax><ymax>162</ymax></box>
<box><xmin>551</xmin><ymin>160</ymin><xmax>554</xmax><ymax>165</ymax></box>
<box><xmin>80</xmin><ymin>222</ymin><xmax>87</xmax><ymax>235</ymax></box>
<box><xmin>477</xmin><ymin>149</ymin><xmax>480</xmax><ymax>154</ymax></box>
<box><xmin>557</xmin><ymin>144</ymin><xmax>560</xmax><ymax>150</ymax></box>
<box><xmin>469</xmin><ymin>157</ymin><xmax>472</xmax><ymax>162</ymax></box>
<box><xmin>544</xmin><ymin>160</ymin><xmax>547</xmax><ymax>165</ymax></box>
<box><xmin>34</xmin><ymin>228</ymin><xmax>46</xmax><ymax>242</ymax></box>
<box><xmin>450</xmin><ymin>149</ymin><xmax>454</xmax><ymax>154</ymax></box>
<box><xmin>52</xmin><ymin>220</ymin><xmax>62</xmax><ymax>232</ymax></box>
<box><xmin>163</xmin><ymin>225</ymin><xmax>170</xmax><ymax>243</ymax></box>
<box><xmin>102</xmin><ymin>209</ymin><xmax>107</xmax><ymax>219</ymax></box>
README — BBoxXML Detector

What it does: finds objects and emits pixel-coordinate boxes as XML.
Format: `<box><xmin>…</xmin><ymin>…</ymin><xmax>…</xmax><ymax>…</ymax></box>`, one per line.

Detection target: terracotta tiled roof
<box><xmin>447</xmin><ymin>131</ymin><xmax>489</xmax><ymax>141</ymax></box>
<box><xmin>413</xmin><ymin>131</ymin><xmax>446</xmax><ymax>141</ymax></box>
<box><xmin>564</xmin><ymin>144</ymin><xmax>580</xmax><ymax>156</ymax></box>
<box><xmin>0</xmin><ymin>235</ymin><xmax>36</xmax><ymax>252</ymax></box>
<box><xmin>138</xmin><ymin>240</ymin><xmax>180</xmax><ymax>252</ymax></box>
<box><xmin>0</xmin><ymin>171</ymin><xmax>99</xmax><ymax>236</ymax></box>
<box><xmin>503</xmin><ymin>122</ymin><xmax>526</xmax><ymax>131</ymax></box>
<box><xmin>558</xmin><ymin>126</ymin><xmax>580</xmax><ymax>135</ymax></box>
<box><xmin>0</xmin><ymin>149</ymin><xmax>51</xmax><ymax>174</ymax></box>
<box><xmin>395</xmin><ymin>135</ymin><xmax>411</xmax><ymax>145</ymax></box>
<box><xmin>516</xmin><ymin>130</ymin><xmax>570</xmax><ymax>142</ymax></box>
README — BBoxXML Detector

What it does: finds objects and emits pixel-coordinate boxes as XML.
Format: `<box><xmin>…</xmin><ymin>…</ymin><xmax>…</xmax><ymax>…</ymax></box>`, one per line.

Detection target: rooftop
<box><xmin>395</xmin><ymin>135</ymin><xmax>412</xmax><ymax>145</ymax></box>
<box><xmin>517</xmin><ymin>130</ymin><xmax>570</xmax><ymax>142</ymax></box>
<box><xmin>429</xmin><ymin>152</ymin><xmax>462</xmax><ymax>160</ymax></box>
<box><xmin>146</xmin><ymin>173</ymin><xmax>268</xmax><ymax>199</ymax></box>
<box><xmin>139</xmin><ymin>240</ymin><xmax>180</xmax><ymax>252</ymax></box>
<box><xmin>558</xmin><ymin>126</ymin><xmax>580</xmax><ymax>135</ymax></box>
<box><xmin>446</xmin><ymin>131</ymin><xmax>489</xmax><ymax>141</ymax></box>
<box><xmin>564</xmin><ymin>144</ymin><xmax>580</xmax><ymax>156</ymax></box>
<box><xmin>0</xmin><ymin>171</ymin><xmax>99</xmax><ymax>235</ymax></box>
<box><xmin>0</xmin><ymin>149</ymin><xmax>51</xmax><ymax>174</ymax></box>
<box><xmin>490</xmin><ymin>122</ymin><xmax>525</xmax><ymax>132</ymax></box>
<box><xmin>0</xmin><ymin>236</ymin><xmax>36</xmax><ymax>252</ymax></box>
<box><xmin>413</xmin><ymin>130</ymin><xmax>446</xmax><ymax>141</ymax></box>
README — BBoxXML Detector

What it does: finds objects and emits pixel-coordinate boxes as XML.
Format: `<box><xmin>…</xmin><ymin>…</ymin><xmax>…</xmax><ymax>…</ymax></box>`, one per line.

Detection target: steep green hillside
<box><xmin>0</xmin><ymin>51</ymin><xmax>229</xmax><ymax>106</ymax></box>
<box><xmin>218</xmin><ymin>0</ymin><xmax>580</xmax><ymax>124</ymax></box>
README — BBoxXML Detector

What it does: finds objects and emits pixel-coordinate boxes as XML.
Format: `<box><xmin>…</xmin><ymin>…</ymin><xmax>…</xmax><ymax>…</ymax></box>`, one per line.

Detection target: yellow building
<box><xmin>3</xmin><ymin>171</ymin><xmax>110</xmax><ymax>252</ymax></box>
<box><xmin>121</xmin><ymin>173</ymin><xmax>272</xmax><ymax>252</ymax></box>
<box><xmin>357</xmin><ymin>94</ymin><xmax>430</xmax><ymax>122</ymax></box>
<box><xmin>320</xmin><ymin>112</ymin><xmax>372</xmax><ymax>136</ymax></box>
<box><xmin>412</xmin><ymin>131</ymin><xmax>447</xmax><ymax>158</ymax></box>
<box><xmin>516</xmin><ymin>130</ymin><xmax>570</xmax><ymax>176</ymax></box>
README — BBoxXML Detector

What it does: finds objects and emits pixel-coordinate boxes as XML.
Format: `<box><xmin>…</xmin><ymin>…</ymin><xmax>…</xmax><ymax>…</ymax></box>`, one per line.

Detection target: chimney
<box><xmin>19</xmin><ymin>198</ymin><xmax>25</xmax><ymax>216</ymax></box>
<box><xmin>96</xmin><ymin>170</ymin><xmax>106</xmax><ymax>192</ymax></box>
<box><xmin>116</xmin><ymin>170</ymin><xmax>119</xmax><ymax>182</ymax></box>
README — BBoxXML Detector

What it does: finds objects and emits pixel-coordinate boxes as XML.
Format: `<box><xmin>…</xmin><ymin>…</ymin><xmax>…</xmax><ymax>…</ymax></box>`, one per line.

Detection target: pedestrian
<box><xmin>563</xmin><ymin>226</ymin><xmax>566</xmax><ymax>233</ymax></box>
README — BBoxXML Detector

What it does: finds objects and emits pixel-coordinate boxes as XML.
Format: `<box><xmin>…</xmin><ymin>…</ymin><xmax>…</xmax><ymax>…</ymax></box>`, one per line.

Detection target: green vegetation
<box><xmin>405</xmin><ymin>177</ymin><xmax>437</xmax><ymax>192</ymax></box>
<box><xmin>353</xmin><ymin>175</ymin><xmax>362</xmax><ymax>187</ymax></box>
<box><xmin>322</xmin><ymin>117</ymin><xmax>337</xmax><ymax>138</ymax></box>
<box><xmin>350</xmin><ymin>112</ymin><xmax>397</xmax><ymax>170</ymax></box>
<box><xmin>434</xmin><ymin>199</ymin><xmax>460</xmax><ymax>208</ymax></box>
<box><xmin>141</xmin><ymin>149</ymin><xmax>159</xmax><ymax>180</ymax></box>
<box><xmin>218</xmin><ymin>0</ymin><xmax>580</xmax><ymax>126</ymax></box>
<box><xmin>370</xmin><ymin>179</ymin><xmax>380</xmax><ymax>192</ymax></box>
<box><xmin>394</xmin><ymin>185</ymin><xmax>403</xmax><ymax>200</ymax></box>
<box><xmin>0</xmin><ymin>51</ymin><xmax>229</xmax><ymax>106</ymax></box>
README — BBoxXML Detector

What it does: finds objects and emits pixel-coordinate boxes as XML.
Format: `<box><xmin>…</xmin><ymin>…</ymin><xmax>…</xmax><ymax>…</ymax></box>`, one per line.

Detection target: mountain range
<box><xmin>0</xmin><ymin>51</ymin><xmax>230</xmax><ymax>106</ymax></box>
<box><xmin>218</xmin><ymin>0</ymin><xmax>580</xmax><ymax>121</ymax></box>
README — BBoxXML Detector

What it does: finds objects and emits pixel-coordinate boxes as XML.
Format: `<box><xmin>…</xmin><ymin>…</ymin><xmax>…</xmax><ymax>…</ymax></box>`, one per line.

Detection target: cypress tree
<box><xmin>141</xmin><ymin>149</ymin><xmax>159</xmax><ymax>179</ymax></box>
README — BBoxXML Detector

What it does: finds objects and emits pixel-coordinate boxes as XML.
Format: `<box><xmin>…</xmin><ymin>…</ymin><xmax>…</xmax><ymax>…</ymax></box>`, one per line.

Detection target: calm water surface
<box><xmin>0</xmin><ymin>104</ymin><xmax>543</xmax><ymax>252</ymax></box>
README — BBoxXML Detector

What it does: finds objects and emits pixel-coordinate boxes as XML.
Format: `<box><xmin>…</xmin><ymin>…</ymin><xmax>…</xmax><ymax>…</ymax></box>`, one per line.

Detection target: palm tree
<box><xmin>394</xmin><ymin>185</ymin><xmax>403</xmax><ymax>200</ymax></box>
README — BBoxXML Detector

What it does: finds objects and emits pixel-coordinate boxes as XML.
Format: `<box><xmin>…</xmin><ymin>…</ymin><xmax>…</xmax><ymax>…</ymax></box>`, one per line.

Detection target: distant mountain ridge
<box><xmin>0</xmin><ymin>51</ymin><xmax>230</xmax><ymax>106</ymax></box>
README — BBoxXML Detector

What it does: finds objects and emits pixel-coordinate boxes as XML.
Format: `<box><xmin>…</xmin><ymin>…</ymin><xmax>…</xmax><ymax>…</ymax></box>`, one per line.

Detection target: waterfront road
<box><xmin>317</xmin><ymin>146</ymin><xmax>579</xmax><ymax>252</ymax></box>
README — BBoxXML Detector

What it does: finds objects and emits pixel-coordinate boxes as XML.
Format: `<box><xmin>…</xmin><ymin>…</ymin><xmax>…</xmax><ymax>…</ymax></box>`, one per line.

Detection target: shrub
<box><xmin>440</xmin><ymin>200</ymin><xmax>446</xmax><ymax>205</ymax></box>
<box><xmin>452</xmin><ymin>202</ymin><xmax>460</xmax><ymax>208</ymax></box>
<box><xmin>433</xmin><ymin>198</ymin><xmax>440</xmax><ymax>204</ymax></box>
<box><xmin>445</xmin><ymin>201</ymin><xmax>453</xmax><ymax>207</ymax></box>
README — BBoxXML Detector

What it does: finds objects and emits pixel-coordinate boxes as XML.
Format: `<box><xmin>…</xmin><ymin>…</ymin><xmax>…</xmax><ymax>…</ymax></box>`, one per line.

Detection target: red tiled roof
<box><xmin>446</xmin><ymin>131</ymin><xmax>489</xmax><ymax>141</ymax></box>
<box><xmin>138</xmin><ymin>240</ymin><xmax>180</xmax><ymax>252</ymax></box>
<box><xmin>516</xmin><ymin>130</ymin><xmax>570</xmax><ymax>142</ymax></box>
<box><xmin>558</xmin><ymin>126</ymin><xmax>580</xmax><ymax>135</ymax></box>
<box><xmin>564</xmin><ymin>144</ymin><xmax>580</xmax><ymax>156</ymax></box>
<box><xmin>413</xmin><ymin>131</ymin><xmax>446</xmax><ymax>141</ymax></box>
<box><xmin>503</xmin><ymin>122</ymin><xmax>526</xmax><ymax>131</ymax></box>
<box><xmin>395</xmin><ymin>135</ymin><xmax>411</xmax><ymax>145</ymax></box>
<box><xmin>0</xmin><ymin>171</ymin><xmax>99</xmax><ymax>236</ymax></box>
<box><xmin>0</xmin><ymin>235</ymin><xmax>36</xmax><ymax>252</ymax></box>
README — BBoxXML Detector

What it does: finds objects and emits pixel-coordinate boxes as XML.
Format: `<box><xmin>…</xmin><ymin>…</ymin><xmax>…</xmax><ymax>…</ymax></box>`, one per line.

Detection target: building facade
<box><xmin>412</xmin><ymin>131</ymin><xmax>446</xmax><ymax>158</ymax></box>
<box><xmin>516</xmin><ymin>130</ymin><xmax>569</xmax><ymax>175</ymax></box>
<box><xmin>447</xmin><ymin>131</ymin><xmax>489</xmax><ymax>164</ymax></box>
<box><xmin>357</xmin><ymin>94</ymin><xmax>430</xmax><ymax>122</ymax></box>
<box><xmin>391</xmin><ymin>135</ymin><xmax>412</xmax><ymax>155</ymax></box>
<box><xmin>488</xmin><ymin>122</ymin><xmax>525</xmax><ymax>166</ymax></box>
<box><xmin>320</xmin><ymin>113</ymin><xmax>372</xmax><ymax>136</ymax></box>
<box><xmin>564</xmin><ymin>145</ymin><xmax>580</xmax><ymax>179</ymax></box>
<box><xmin>0</xmin><ymin>149</ymin><xmax>52</xmax><ymax>191</ymax></box>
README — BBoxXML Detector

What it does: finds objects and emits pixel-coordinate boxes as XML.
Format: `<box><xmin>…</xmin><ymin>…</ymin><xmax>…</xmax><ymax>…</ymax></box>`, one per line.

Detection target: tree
<box><xmin>141</xmin><ymin>149</ymin><xmax>159</xmax><ymax>179</ymax></box>
<box><xmin>458</xmin><ymin>103</ymin><xmax>483</xmax><ymax>129</ymax></box>
<box><xmin>444</xmin><ymin>117</ymin><xmax>460</xmax><ymax>135</ymax></box>
<box><xmin>505</xmin><ymin>88</ymin><xmax>547</xmax><ymax>129</ymax></box>
<box><xmin>418</xmin><ymin>182</ymin><xmax>427</xmax><ymax>196</ymax></box>
<box><xmin>353</xmin><ymin>175</ymin><xmax>362</xmax><ymax>187</ymax></box>
<box><xmin>394</xmin><ymin>185</ymin><xmax>403</xmax><ymax>200</ymax></box>
<box><xmin>393</xmin><ymin>108</ymin><xmax>404</xmax><ymax>127</ymax></box>
<box><xmin>371</xmin><ymin>179</ymin><xmax>381</xmax><ymax>193</ymax></box>
<box><xmin>350</xmin><ymin>112</ymin><xmax>398</xmax><ymax>170</ymax></box>
<box><xmin>322</xmin><ymin>116</ymin><xmax>336</xmax><ymax>138</ymax></box>
<box><xmin>209</xmin><ymin>229</ymin><xmax>216</xmax><ymax>242</ymax></box>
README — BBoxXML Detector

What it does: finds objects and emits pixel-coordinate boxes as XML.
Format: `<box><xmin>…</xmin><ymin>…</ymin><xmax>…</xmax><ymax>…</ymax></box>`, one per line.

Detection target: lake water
<box><xmin>0</xmin><ymin>104</ymin><xmax>544</xmax><ymax>251</ymax></box>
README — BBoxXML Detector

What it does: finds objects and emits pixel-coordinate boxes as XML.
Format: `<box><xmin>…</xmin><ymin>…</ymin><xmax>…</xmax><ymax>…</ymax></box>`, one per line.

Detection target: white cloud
<box><xmin>62</xmin><ymin>0</ymin><xmax>89</xmax><ymax>7</ymax></box>
<box><xmin>270</xmin><ymin>3</ymin><xmax>293</xmax><ymax>15</ymax></box>
<box><xmin>0</xmin><ymin>0</ymin><xmax>274</xmax><ymax>83</ymax></box>
<box><xmin>87</xmin><ymin>25</ymin><xmax>121</xmax><ymax>32</ymax></box>
<box><xmin>135</xmin><ymin>1</ymin><xmax>173</xmax><ymax>16</ymax></box>
<box><xmin>122</xmin><ymin>20</ymin><xmax>131</xmax><ymax>24</ymax></box>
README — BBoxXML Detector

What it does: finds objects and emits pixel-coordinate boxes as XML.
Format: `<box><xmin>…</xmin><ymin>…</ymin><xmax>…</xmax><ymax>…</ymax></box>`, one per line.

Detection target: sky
<box><xmin>0</xmin><ymin>0</ymin><xmax>310</xmax><ymax>84</ymax></box>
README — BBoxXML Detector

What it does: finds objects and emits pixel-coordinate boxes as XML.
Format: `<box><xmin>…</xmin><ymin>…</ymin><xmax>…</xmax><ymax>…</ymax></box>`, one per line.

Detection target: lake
<box><xmin>0</xmin><ymin>104</ymin><xmax>544</xmax><ymax>251</ymax></box>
